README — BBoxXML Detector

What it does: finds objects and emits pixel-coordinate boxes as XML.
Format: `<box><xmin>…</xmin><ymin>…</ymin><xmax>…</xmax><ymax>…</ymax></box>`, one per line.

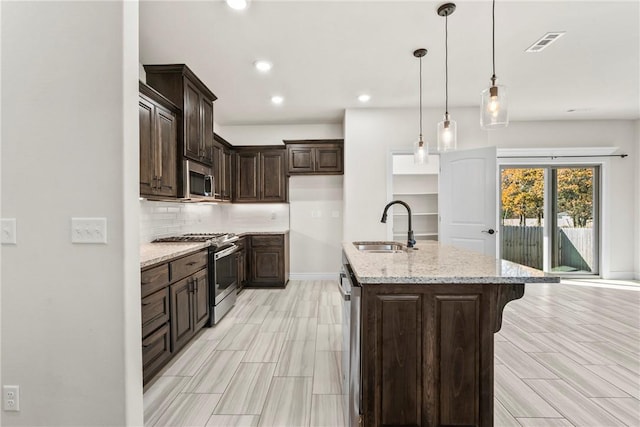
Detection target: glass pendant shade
<box><xmin>481</xmin><ymin>84</ymin><xmax>508</xmax><ymax>129</ymax></box>
<box><xmin>437</xmin><ymin>115</ymin><xmax>457</xmax><ymax>152</ymax></box>
<box><xmin>414</xmin><ymin>137</ymin><xmax>427</xmax><ymax>164</ymax></box>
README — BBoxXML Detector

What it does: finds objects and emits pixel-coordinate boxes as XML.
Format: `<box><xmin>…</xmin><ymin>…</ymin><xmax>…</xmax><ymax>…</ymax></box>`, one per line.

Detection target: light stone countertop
<box><xmin>342</xmin><ymin>240</ymin><xmax>560</xmax><ymax>285</ymax></box>
<box><xmin>140</xmin><ymin>230</ymin><xmax>289</xmax><ymax>268</ymax></box>
<box><xmin>140</xmin><ymin>242</ymin><xmax>209</xmax><ymax>269</ymax></box>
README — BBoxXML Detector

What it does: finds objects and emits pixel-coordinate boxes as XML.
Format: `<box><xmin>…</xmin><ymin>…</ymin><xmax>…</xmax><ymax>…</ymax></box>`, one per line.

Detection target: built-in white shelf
<box><xmin>390</xmin><ymin>153</ymin><xmax>439</xmax><ymax>241</ymax></box>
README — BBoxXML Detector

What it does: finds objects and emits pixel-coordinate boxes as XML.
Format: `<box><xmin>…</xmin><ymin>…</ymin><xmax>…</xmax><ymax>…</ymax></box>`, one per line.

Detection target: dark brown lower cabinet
<box><xmin>360</xmin><ymin>283</ymin><xmax>524</xmax><ymax>427</ymax></box>
<box><xmin>141</xmin><ymin>249</ymin><xmax>209</xmax><ymax>386</ymax></box>
<box><xmin>246</xmin><ymin>233</ymin><xmax>289</xmax><ymax>287</ymax></box>
<box><xmin>170</xmin><ymin>268</ymin><xmax>209</xmax><ymax>353</ymax></box>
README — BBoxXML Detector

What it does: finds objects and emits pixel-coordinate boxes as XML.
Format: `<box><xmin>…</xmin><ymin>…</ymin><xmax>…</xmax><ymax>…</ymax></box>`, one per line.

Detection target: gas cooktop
<box><xmin>153</xmin><ymin>232</ymin><xmax>237</xmax><ymax>246</ymax></box>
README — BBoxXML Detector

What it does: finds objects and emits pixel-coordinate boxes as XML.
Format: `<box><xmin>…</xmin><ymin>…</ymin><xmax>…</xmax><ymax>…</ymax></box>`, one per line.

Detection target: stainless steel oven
<box><xmin>209</xmin><ymin>242</ymin><xmax>239</xmax><ymax>324</ymax></box>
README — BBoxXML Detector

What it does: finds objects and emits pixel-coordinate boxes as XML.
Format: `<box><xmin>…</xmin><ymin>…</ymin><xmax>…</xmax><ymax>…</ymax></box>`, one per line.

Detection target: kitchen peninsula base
<box><xmin>342</xmin><ymin>241</ymin><xmax>559</xmax><ymax>427</ymax></box>
<box><xmin>360</xmin><ymin>282</ymin><xmax>523</xmax><ymax>427</ymax></box>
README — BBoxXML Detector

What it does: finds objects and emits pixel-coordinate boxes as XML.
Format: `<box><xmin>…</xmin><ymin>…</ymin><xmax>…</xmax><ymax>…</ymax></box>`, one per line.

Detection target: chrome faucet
<box><xmin>380</xmin><ymin>200</ymin><xmax>416</xmax><ymax>248</ymax></box>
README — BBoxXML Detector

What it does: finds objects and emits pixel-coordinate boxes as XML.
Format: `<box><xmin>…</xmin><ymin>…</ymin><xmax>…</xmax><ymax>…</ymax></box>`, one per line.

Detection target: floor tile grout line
<box><xmin>588</xmin><ymin>396</ymin><xmax>638</xmax><ymax>426</ymax></box>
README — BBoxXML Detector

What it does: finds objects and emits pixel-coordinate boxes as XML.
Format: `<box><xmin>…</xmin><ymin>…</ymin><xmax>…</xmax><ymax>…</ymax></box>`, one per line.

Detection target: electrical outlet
<box><xmin>71</xmin><ymin>218</ymin><xmax>107</xmax><ymax>244</ymax></box>
<box><xmin>3</xmin><ymin>385</ymin><xmax>20</xmax><ymax>411</ymax></box>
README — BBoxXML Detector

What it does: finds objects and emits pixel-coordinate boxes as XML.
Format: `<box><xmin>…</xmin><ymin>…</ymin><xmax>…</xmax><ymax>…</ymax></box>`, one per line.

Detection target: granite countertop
<box><xmin>342</xmin><ymin>240</ymin><xmax>560</xmax><ymax>285</ymax></box>
<box><xmin>140</xmin><ymin>230</ymin><xmax>290</xmax><ymax>268</ymax></box>
<box><xmin>140</xmin><ymin>242</ymin><xmax>209</xmax><ymax>269</ymax></box>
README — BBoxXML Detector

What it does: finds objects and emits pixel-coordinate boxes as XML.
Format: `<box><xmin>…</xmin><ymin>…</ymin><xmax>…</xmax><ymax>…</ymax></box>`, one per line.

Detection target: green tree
<box><xmin>557</xmin><ymin>168</ymin><xmax>593</xmax><ymax>227</ymax></box>
<box><xmin>501</xmin><ymin>169</ymin><xmax>544</xmax><ymax>225</ymax></box>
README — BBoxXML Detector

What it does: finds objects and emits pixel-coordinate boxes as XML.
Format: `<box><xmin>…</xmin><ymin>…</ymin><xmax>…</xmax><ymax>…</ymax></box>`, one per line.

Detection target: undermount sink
<box><xmin>353</xmin><ymin>241</ymin><xmax>406</xmax><ymax>253</ymax></box>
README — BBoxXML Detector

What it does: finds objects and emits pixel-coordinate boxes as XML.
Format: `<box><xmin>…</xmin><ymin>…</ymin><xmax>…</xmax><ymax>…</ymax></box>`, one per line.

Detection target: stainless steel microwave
<box><xmin>182</xmin><ymin>160</ymin><xmax>216</xmax><ymax>202</ymax></box>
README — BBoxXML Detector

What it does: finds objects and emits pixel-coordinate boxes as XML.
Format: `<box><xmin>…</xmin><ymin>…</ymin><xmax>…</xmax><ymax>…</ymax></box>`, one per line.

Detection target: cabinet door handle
<box><xmin>194</xmin><ymin>277</ymin><xmax>198</xmax><ymax>294</ymax></box>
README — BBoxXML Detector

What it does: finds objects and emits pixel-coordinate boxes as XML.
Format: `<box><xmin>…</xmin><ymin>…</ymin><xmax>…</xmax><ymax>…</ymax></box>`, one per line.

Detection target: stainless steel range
<box><xmin>153</xmin><ymin>232</ymin><xmax>239</xmax><ymax>325</ymax></box>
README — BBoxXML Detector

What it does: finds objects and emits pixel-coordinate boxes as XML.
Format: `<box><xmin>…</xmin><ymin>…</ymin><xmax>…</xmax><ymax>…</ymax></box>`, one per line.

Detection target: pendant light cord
<box><xmin>445</xmin><ymin>14</ymin><xmax>449</xmax><ymax>116</ymax></box>
<box><xmin>492</xmin><ymin>0</ymin><xmax>496</xmax><ymax>82</ymax></box>
<box><xmin>419</xmin><ymin>56</ymin><xmax>423</xmax><ymax>138</ymax></box>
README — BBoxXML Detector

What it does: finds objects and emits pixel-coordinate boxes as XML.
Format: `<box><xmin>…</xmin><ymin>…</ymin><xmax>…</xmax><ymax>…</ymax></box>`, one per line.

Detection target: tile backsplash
<box><xmin>140</xmin><ymin>200</ymin><xmax>289</xmax><ymax>242</ymax></box>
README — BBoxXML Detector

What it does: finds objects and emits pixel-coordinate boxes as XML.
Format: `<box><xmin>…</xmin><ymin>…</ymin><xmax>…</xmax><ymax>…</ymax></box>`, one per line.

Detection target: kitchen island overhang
<box><xmin>342</xmin><ymin>241</ymin><xmax>559</xmax><ymax>427</ymax></box>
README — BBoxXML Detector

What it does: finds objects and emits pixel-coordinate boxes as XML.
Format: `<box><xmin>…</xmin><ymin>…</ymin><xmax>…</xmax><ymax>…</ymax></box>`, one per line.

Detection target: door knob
<box><xmin>482</xmin><ymin>228</ymin><xmax>496</xmax><ymax>235</ymax></box>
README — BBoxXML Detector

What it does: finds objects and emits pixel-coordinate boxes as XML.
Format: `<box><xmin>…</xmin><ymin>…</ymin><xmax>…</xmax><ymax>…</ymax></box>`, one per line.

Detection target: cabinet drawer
<box><xmin>142</xmin><ymin>322</ymin><xmax>172</xmax><ymax>385</ymax></box>
<box><xmin>251</xmin><ymin>235</ymin><xmax>283</xmax><ymax>247</ymax></box>
<box><xmin>141</xmin><ymin>263</ymin><xmax>170</xmax><ymax>298</ymax></box>
<box><xmin>171</xmin><ymin>250</ymin><xmax>208</xmax><ymax>282</ymax></box>
<box><xmin>142</xmin><ymin>288</ymin><xmax>170</xmax><ymax>338</ymax></box>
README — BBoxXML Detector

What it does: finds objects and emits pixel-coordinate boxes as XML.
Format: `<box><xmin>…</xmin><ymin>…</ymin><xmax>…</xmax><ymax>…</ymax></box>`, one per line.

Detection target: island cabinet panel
<box><xmin>377</xmin><ymin>295</ymin><xmax>422</xmax><ymax>427</ymax></box>
<box><xmin>436</xmin><ymin>295</ymin><xmax>481</xmax><ymax>426</ymax></box>
<box><xmin>362</xmin><ymin>285</ymin><xmax>495</xmax><ymax>427</ymax></box>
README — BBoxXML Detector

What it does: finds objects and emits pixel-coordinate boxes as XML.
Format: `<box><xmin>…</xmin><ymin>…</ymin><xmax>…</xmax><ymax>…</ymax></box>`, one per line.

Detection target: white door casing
<box><xmin>439</xmin><ymin>146</ymin><xmax>498</xmax><ymax>256</ymax></box>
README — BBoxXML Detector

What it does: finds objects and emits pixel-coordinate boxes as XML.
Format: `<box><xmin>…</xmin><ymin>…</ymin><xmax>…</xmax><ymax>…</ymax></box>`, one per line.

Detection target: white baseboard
<box><xmin>602</xmin><ymin>271</ymin><xmax>636</xmax><ymax>280</ymax></box>
<box><xmin>289</xmin><ymin>272</ymin><xmax>340</xmax><ymax>281</ymax></box>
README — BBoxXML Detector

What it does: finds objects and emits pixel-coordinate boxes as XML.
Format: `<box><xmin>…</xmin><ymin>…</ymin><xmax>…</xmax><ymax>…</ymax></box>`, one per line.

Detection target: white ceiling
<box><xmin>139</xmin><ymin>0</ymin><xmax>640</xmax><ymax>126</ymax></box>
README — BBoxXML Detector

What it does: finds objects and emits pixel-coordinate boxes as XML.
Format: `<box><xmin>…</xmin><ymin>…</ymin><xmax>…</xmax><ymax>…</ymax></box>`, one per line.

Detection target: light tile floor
<box><xmin>144</xmin><ymin>279</ymin><xmax>640</xmax><ymax>427</ymax></box>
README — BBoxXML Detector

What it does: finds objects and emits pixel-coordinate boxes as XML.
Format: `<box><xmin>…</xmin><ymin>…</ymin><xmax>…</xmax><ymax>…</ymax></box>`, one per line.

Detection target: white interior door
<box><xmin>439</xmin><ymin>146</ymin><xmax>497</xmax><ymax>256</ymax></box>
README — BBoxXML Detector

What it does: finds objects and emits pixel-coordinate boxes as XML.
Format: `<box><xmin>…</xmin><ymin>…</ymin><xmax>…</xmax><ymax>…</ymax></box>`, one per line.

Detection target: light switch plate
<box><xmin>71</xmin><ymin>218</ymin><xmax>107</xmax><ymax>244</ymax></box>
<box><xmin>1</xmin><ymin>218</ymin><xmax>17</xmax><ymax>245</ymax></box>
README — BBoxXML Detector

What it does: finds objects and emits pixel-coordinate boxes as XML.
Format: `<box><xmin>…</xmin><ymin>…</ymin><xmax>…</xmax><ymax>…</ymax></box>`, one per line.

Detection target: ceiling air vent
<box><xmin>525</xmin><ymin>32</ymin><xmax>566</xmax><ymax>53</ymax></box>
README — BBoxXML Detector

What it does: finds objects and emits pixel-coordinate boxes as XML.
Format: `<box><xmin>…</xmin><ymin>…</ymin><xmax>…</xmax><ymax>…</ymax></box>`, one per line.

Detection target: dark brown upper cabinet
<box><xmin>213</xmin><ymin>133</ymin><xmax>234</xmax><ymax>202</ymax></box>
<box><xmin>284</xmin><ymin>139</ymin><xmax>344</xmax><ymax>175</ymax></box>
<box><xmin>139</xmin><ymin>82</ymin><xmax>179</xmax><ymax>198</ymax></box>
<box><xmin>234</xmin><ymin>147</ymin><xmax>287</xmax><ymax>203</ymax></box>
<box><xmin>144</xmin><ymin>64</ymin><xmax>217</xmax><ymax>166</ymax></box>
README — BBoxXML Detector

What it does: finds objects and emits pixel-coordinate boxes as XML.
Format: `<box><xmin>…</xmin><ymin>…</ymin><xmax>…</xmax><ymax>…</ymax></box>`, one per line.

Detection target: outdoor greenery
<box><xmin>501</xmin><ymin>167</ymin><xmax>593</xmax><ymax>227</ymax></box>
<box><xmin>501</xmin><ymin>168</ymin><xmax>544</xmax><ymax>225</ymax></box>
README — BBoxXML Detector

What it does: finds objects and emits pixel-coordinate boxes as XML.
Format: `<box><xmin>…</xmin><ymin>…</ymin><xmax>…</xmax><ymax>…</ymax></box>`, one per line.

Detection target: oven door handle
<box><xmin>214</xmin><ymin>244</ymin><xmax>239</xmax><ymax>260</ymax></box>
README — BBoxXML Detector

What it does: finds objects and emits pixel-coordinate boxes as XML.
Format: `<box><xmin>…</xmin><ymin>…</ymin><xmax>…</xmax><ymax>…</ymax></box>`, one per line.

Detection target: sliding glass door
<box><xmin>500</xmin><ymin>165</ymin><xmax>600</xmax><ymax>275</ymax></box>
<box><xmin>550</xmin><ymin>167</ymin><xmax>599</xmax><ymax>274</ymax></box>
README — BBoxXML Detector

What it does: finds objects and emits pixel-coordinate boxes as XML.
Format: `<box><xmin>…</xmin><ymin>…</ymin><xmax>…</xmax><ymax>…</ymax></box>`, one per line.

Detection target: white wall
<box><xmin>1</xmin><ymin>2</ymin><xmax>142</xmax><ymax>426</ymax></box>
<box><xmin>217</xmin><ymin>123</ymin><xmax>343</xmax><ymax>146</ymax></box>
<box><xmin>489</xmin><ymin>120</ymin><xmax>637</xmax><ymax>279</ymax></box>
<box><xmin>344</xmin><ymin>108</ymin><xmax>637</xmax><ymax>279</ymax></box>
<box><xmin>343</xmin><ymin>107</ymin><xmax>486</xmax><ymax>243</ymax></box>
<box><xmin>289</xmin><ymin>176</ymin><xmax>344</xmax><ymax>278</ymax></box>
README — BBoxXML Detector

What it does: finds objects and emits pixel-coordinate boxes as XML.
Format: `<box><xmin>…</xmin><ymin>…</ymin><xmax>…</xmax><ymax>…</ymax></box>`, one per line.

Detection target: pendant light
<box><xmin>481</xmin><ymin>0</ymin><xmax>509</xmax><ymax>129</ymax></box>
<box><xmin>437</xmin><ymin>3</ymin><xmax>457</xmax><ymax>151</ymax></box>
<box><xmin>413</xmin><ymin>48</ymin><xmax>428</xmax><ymax>164</ymax></box>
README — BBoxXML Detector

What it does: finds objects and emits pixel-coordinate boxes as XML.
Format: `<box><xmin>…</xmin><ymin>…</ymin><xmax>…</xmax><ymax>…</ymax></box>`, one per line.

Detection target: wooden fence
<box><xmin>500</xmin><ymin>226</ymin><xmax>593</xmax><ymax>272</ymax></box>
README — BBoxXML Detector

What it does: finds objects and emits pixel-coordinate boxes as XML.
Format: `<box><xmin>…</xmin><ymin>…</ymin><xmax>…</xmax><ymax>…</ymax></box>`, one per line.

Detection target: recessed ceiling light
<box><xmin>254</xmin><ymin>60</ymin><xmax>273</xmax><ymax>73</ymax></box>
<box><xmin>358</xmin><ymin>94</ymin><xmax>371</xmax><ymax>103</ymax></box>
<box><xmin>526</xmin><ymin>32</ymin><xmax>566</xmax><ymax>53</ymax></box>
<box><xmin>271</xmin><ymin>95</ymin><xmax>284</xmax><ymax>105</ymax></box>
<box><xmin>226</xmin><ymin>0</ymin><xmax>249</xmax><ymax>11</ymax></box>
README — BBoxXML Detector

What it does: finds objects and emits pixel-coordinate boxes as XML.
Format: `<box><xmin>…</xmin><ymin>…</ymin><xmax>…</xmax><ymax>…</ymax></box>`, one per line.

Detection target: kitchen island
<box><xmin>342</xmin><ymin>241</ymin><xmax>559</xmax><ymax>427</ymax></box>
